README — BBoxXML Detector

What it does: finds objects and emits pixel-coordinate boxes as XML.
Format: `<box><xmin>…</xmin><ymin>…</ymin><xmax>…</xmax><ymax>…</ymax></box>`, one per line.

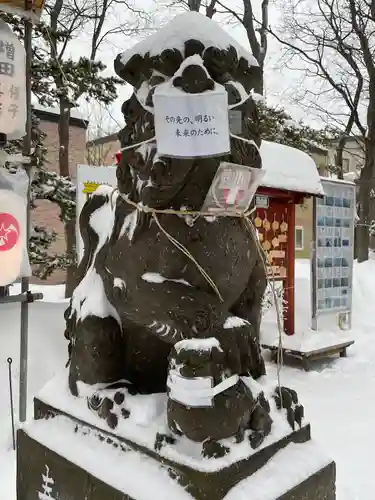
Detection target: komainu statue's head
<box><xmin>114</xmin><ymin>12</ymin><xmax>262</xmax><ymax>210</ymax></box>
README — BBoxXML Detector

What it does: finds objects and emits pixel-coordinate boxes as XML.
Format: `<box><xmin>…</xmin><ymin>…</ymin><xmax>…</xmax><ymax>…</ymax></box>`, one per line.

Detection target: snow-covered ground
<box><xmin>0</xmin><ymin>259</ymin><xmax>374</xmax><ymax>499</ymax></box>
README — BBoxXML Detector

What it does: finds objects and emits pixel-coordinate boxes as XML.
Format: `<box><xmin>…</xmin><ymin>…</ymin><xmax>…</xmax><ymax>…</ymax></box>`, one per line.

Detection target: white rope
<box><xmin>230</xmin><ymin>133</ymin><xmax>260</xmax><ymax>152</ymax></box>
<box><xmin>111</xmin><ymin>123</ymin><xmax>283</xmax><ymax>395</ymax></box>
<box><xmin>115</xmin><ymin>133</ymin><xmax>260</xmax><ymax>158</ymax></box>
<box><xmin>243</xmin><ymin>218</ymin><xmax>284</xmax><ymax>403</ymax></box>
<box><xmin>120</xmin><ymin>137</ymin><xmax>156</xmax><ymax>153</ymax></box>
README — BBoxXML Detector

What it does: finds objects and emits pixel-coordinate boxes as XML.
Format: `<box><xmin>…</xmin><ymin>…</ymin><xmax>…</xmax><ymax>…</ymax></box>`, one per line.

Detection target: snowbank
<box><xmin>2</xmin><ymin>258</ymin><xmax>375</xmax><ymax>499</ymax></box>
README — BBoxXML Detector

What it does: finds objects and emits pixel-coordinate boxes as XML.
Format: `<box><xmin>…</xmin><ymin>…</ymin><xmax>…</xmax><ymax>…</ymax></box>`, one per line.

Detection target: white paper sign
<box><xmin>76</xmin><ymin>164</ymin><xmax>117</xmax><ymax>262</ymax></box>
<box><xmin>255</xmin><ymin>194</ymin><xmax>269</xmax><ymax>209</ymax></box>
<box><xmin>153</xmin><ymin>85</ymin><xmax>230</xmax><ymax>158</ymax></box>
<box><xmin>0</xmin><ymin>20</ymin><xmax>26</xmax><ymax>139</ymax></box>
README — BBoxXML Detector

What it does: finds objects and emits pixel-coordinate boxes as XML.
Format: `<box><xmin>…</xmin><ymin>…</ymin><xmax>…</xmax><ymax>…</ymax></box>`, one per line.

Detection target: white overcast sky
<box><xmin>69</xmin><ymin>0</ymin><xmax>319</xmax><ymax>137</ymax></box>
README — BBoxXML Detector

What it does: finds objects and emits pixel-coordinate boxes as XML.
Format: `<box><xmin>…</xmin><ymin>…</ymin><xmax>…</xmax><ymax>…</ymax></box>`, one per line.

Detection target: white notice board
<box><xmin>311</xmin><ymin>178</ymin><xmax>356</xmax><ymax>329</ymax></box>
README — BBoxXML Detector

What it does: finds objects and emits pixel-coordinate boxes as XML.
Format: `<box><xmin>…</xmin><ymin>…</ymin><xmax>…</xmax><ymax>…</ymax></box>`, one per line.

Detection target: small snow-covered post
<box><xmin>19</xmin><ymin>13</ymin><xmax>33</xmax><ymax>424</ymax></box>
<box><xmin>7</xmin><ymin>357</ymin><xmax>16</xmax><ymax>450</ymax></box>
<box><xmin>0</xmin><ymin>3</ymin><xmax>44</xmax><ymax>426</ymax></box>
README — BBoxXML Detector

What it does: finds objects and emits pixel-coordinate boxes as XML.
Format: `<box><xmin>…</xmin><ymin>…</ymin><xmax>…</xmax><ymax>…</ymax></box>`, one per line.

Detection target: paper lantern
<box><xmin>0</xmin><ymin>188</ymin><xmax>26</xmax><ymax>286</ymax></box>
<box><xmin>0</xmin><ymin>20</ymin><xmax>26</xmax><ymax>139</ymax></box>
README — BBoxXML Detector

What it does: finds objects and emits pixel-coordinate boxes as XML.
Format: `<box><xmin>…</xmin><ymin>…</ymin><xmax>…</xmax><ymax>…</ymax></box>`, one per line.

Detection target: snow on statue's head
<box><xmin>114</xmin><ymin>11</ymin><xmax>262</xmax><ymax>212</ymax></box>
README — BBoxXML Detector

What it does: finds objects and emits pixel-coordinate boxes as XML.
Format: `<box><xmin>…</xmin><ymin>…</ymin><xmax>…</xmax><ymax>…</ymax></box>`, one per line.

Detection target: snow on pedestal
<box><xmin>36</xmin><ymin>370</ymin><xmax>297</xmax><ymax>473</ymax></box>
<box><xmin>225</xmin><ymin>442</ymin><xmax>333</xmax><ymax>500</ymax></box>
<box><xmin>26</xmin><ymin>416</ymin><xmax>194</xmax><ymax>500</ymax></box>
<box><xmin>20</xmin><ymin>415</ymin><xmax>333</xmax><ymax>500</ymax></box>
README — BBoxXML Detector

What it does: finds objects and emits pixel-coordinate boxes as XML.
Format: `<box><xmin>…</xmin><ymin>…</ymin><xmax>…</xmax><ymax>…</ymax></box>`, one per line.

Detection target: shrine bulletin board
<box><xmin>255</xmin><ymin>191</ymin><xmax>297</xmax><ymax>335</ymax></box>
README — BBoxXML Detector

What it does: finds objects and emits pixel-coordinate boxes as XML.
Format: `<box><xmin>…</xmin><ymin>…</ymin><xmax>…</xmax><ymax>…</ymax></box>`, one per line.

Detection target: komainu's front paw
<box><xmin>202</xmin><ymin>439</ymin><xmax>230</xmax><ymax>459</ymax></box>
<box><xmin>273</xmin><ymin>386</ymin><xmax>305</xmax><ymax>431</ymax></box>
<box><xmin>87</xmin><ymin>389</ymin><xmax>130</xmax><ymax>430</ymax></box>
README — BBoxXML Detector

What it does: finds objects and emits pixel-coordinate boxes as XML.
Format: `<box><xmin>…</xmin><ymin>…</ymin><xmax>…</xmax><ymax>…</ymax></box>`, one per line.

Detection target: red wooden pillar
<box><xmin>284</xmin><ymin>202</ymin><xmax>295</xmax><ymax>335</ymax></box>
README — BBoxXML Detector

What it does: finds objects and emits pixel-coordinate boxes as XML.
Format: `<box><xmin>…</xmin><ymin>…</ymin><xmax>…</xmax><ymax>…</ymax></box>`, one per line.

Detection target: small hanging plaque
<box><xmin>228</xmin><ymin>110</ymin><xmax>242</xmax><ymax>135</ymax></box>
<box><xmin>201</xmin><ymin>162</ymin><xmax>265</xmax><ymax>215</ymax></box>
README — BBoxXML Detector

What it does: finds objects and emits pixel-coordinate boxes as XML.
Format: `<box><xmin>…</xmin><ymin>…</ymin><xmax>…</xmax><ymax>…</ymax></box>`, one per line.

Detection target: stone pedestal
<box><xmin>16</xmin><ymin>395</ymin><xmax>336</xmax><ymax>500</ymax></box>
<box><xmin>17</xmin><ymin>429</ymin><xmax>134</xmax><ymax>500</ymax></box>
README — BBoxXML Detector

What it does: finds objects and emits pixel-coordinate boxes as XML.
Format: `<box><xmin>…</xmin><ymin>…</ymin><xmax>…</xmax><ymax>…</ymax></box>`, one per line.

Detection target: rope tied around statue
<box><xmin>112</xmin><ymin>130</ymin><xmax>284</xmax><ymax>396</ymax></box>
<box><xmin>113</xmin><ymin>187</ymin><xmax>285</xmax><ymax>396</ymax></box>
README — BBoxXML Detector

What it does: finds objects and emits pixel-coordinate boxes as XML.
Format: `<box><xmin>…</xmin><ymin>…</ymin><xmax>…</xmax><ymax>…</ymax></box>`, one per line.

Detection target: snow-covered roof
<box><xmin>120</xmin><ymin>11</ymin><xmax>258</xmax><ymax>68</ymax></box>
<box><xmin>32</xmin><ymin>101</ymin><xmax>87</xmax><ymax>122</ymax></box>
<box><xmin>260</xmin><ymin>141</ymin><xmax>324</xmax><ymax>196</ymax></box>
<box><xmin>326</xmin><ymin>174</ymin><xmax>356</xmax><ymax>186</ymax></box>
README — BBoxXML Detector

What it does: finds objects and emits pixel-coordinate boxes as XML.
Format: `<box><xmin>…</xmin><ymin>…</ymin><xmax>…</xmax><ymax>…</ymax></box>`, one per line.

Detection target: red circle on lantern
<box><xmin>0</xmin><ymin>213</ymin><xmax>20</xmax><ymax>251</ymax></box>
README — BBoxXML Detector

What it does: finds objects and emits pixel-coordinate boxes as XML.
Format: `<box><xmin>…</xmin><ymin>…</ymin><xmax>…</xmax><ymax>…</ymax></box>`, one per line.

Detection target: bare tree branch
<box><xmin>271</xmin><ymin>0</ymin><xmax>375</xmax><ymax>261</ymax></box>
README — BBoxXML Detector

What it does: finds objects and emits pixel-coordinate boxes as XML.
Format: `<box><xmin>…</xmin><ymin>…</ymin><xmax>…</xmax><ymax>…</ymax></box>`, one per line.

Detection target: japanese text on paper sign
<box><xmin>165</xmin><ymin>114</ymin><xmax>219</xmax><ymax>137</ymax></box>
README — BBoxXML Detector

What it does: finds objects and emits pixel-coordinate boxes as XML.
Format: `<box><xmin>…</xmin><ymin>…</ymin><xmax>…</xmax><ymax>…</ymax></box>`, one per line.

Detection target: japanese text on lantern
<box><xmin>0</xmin><ymin>35</ymin><xmax>20</xmax><ymax>118</ymax></box>
<box><xmin>0</xmin><ymin>38</ymin><xmax>20</xmax><ymax>118</ymax></box>
<box><xmin>0</xmin><ymin>38</ymin><xmax>14</xmax><ymax>74</ymax></box>
<box><xmin>165</xmin><ymin>114</ymin><xmax>219</xmax><ymax>138</ymax></box>
<box><xmin>0</xmin><ymin>21</ymin><xmax>25</xmax><ymax>136</ymax></box>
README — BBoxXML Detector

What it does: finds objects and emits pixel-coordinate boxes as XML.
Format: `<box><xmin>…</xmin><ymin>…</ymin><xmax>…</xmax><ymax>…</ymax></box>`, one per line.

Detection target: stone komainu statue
<box><xmin>64</xmin><ymin>12</ymin><xmax>304</xmax><ymax>450</ymax></box>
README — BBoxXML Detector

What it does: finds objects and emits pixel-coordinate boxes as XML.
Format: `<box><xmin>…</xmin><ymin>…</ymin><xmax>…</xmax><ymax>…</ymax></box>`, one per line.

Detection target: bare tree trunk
<box><xmin>335</xmin><ymin>136</ymin><xmax>346</xmax><ymax>180</ymax></box>
<box><xmin>59</xmin><ymin>98</ymin><xmax>77</xmax><ymax>297</ymax></box>
<box><xmin>64</xmin><ymin>220</ymin><xmax>77</xmax><ymax>297</ymax></box>
<box><xmin>188</xmin><ymin>0</ymin><xmax>201</xmax><ymax>11</ymax></box>
<box><xmin>243</xmin><ymin>0</ymin><xmax>268</xmax><ymax>95</ymax></box>
<box><xmin>357</xmin><ymin>138</ymin><xmax>372</xmax><ymax>262</ymax></box>
<box><xmin>353</xmin><ymin>227</ymin><xmax>358</xmax><ymax>259</ymax></box>
<box><xmin>357</xmin><ymin>84</ymin><xmax>375</xmax><ymax>263</ymax></box>
<box><xmin>254</xmin><ymin>66</ymin><xmax>264</xmax><ymax>95</ymax></box>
